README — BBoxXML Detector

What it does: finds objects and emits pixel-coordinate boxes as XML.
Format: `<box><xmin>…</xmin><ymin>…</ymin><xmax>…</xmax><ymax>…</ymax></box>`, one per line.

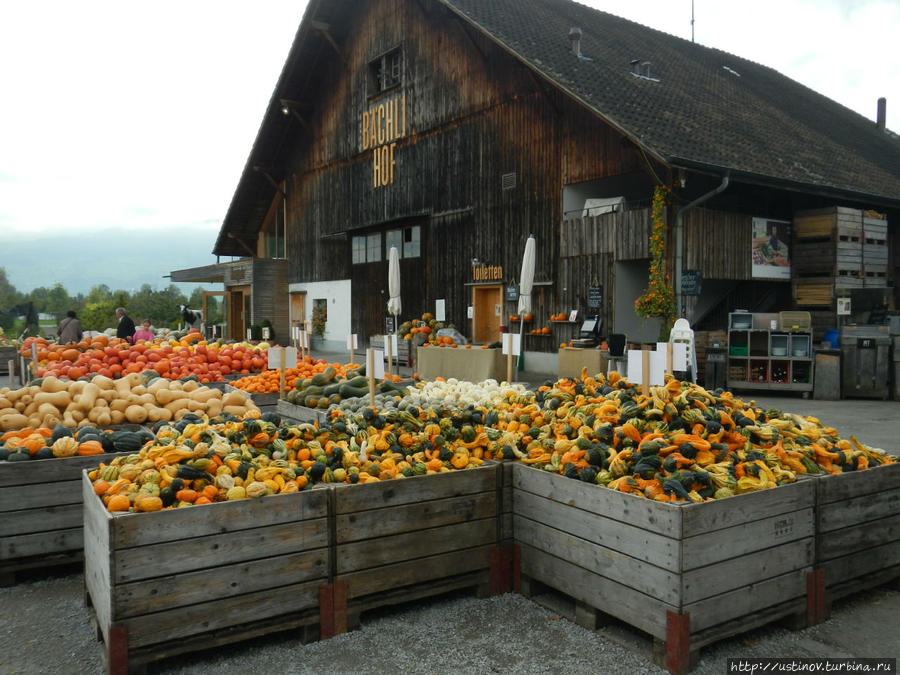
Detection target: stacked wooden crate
<box><xmin>862</xmin><ymin>212</ymin><xmax>889</xmax><ymax>287</ymax></box>
<box><xmin>792</xmin><ymin>207</ymin><xmax>863</xmax><ymax>311</ymax></box>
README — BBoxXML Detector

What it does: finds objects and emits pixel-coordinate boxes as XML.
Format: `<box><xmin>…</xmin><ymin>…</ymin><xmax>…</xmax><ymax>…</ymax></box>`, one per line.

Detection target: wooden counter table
<box><xmin>557</xmin><ymin>347</ymin><xmax>609</xmax><ymax>380</ymax></box>
<box><xmin>416</xmin><ymin>346</ymin><xmax>504</xmax><ymax>382</ymax></box>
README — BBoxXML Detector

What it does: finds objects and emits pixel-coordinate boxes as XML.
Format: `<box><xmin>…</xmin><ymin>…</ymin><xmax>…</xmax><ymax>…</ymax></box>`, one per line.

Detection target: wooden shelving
<box><xmin>726</xmin><ymin>312</ymin><xmax>814</xmax><ymax>392</ymax></box>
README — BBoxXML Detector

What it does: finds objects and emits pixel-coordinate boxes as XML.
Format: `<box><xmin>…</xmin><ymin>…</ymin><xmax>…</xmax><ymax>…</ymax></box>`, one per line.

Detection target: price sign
<box><xmin>505</xmin><ymin>284</ymin><xmax>519</xmax><ymax>302</ymax></box>
<box><xmin>681</xmin><ymin>270</ymin><xmax>702</xmax><ymax>296</ymax></box>
<box><xmin>587</xmin><ymin>286</ymin><xmax>603</xmax><ymax>309</ymax></box>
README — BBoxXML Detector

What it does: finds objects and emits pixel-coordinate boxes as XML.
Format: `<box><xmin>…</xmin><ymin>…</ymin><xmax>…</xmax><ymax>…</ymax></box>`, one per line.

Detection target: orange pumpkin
<box><xmin>176</xmin><ymin>489</ymin><xmax>198</xmax><ymax>503</ymax></box>
<box><xmin>106</xmin><ymin>494</ymin><xmax>131</xmax><ymax>512</ymax></box>
<box><xmin>78</xmin><ymin>440</ymin><xmax>105</xmax><ymax>456</ymax></box>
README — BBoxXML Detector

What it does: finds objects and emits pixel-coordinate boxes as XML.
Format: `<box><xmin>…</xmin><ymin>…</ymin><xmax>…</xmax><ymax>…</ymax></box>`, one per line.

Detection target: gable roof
<box><xmin>213</xmin><ymin>0</ymin><xmax>900</xmax><ymax>256</ymax></box>
<box><xmin>441</xmin><ymin>0</ymin><xmax>900</xmax><ymax>205</ymax></box>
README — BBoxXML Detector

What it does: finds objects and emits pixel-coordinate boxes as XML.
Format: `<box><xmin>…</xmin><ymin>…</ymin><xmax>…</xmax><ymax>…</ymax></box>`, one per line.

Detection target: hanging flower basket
<box><xmin>634</xmin><ymin>185</ymin><xmax>676</xmax><ymax>340</ymax></box>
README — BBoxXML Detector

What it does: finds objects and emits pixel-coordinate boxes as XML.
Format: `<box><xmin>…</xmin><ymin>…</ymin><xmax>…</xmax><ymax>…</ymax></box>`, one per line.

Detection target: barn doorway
<box><xmin>471</xmin><ymin>284</ymin><xmax>502</xmax><ymax>344</ymax></box>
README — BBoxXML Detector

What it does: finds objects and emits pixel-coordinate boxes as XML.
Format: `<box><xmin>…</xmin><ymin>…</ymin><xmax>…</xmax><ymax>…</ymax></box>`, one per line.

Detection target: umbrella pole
<box><xmin>517</xmin><ymin>320</ymin><xmax>524</xmax><ymax>375</ymax></box>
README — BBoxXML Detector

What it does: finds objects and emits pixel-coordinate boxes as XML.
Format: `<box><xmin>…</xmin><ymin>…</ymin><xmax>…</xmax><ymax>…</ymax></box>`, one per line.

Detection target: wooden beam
<box><xmin>226</xmin><ymin>233</ymin><xmax>256</xmax><ymax>258</ymax></box>
<box><xmin>252</xmin><ymin>166</ymin><xmax>286</xmax><ymax>197</ymax></box>
<box><xmin>311</xmin><ymin>20</ymin><xmax>346</xmax><ymax>67</ymax></box>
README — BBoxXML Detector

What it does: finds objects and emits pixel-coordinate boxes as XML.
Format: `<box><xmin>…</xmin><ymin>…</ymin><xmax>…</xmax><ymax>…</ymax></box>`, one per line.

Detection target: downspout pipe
<box><xmin>674</xmin><ymin>172</ymin><xmax>730</xmax><ymax>318</ymax></box>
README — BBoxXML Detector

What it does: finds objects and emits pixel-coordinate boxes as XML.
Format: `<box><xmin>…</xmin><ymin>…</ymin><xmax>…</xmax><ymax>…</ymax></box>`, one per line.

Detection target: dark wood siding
<box><xmin>251</xmin><ymin>259</ymin><xmax>290</xmax><ymax>341</ymax></box>
<box><xmin>682</xmin><ymin>208</ymin><xmax>753</xmax><ymax>280</ymax></box>
<box><xmin>281</xmin><ymin>0</ymin><xmax>652</xmax><ymax>343</ymax></box>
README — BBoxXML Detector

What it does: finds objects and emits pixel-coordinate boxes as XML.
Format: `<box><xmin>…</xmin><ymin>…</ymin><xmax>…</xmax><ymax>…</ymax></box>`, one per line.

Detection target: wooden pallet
<box><xmin>0</xmin><ymin>452</ymin><xmax>130</xmax><ymax>586</ymax></box>
<box><xmin>815</xmin><ymin>462</ymin><xmax>900</xmax><ymax>612</ymax></box>
<box><xmin>83</xmin><ymin>474</ymin><xmax>331</xmax><ymax>674</ymax></box>
<box><xmin>511</xmin><ymin>464</ymin><xmax>818</xmax><ymax>674</ymax></box>
<box><xmin>331</xmin><ymin>463</ymin><xmax>509</xmax><ymax>631</ymax></box>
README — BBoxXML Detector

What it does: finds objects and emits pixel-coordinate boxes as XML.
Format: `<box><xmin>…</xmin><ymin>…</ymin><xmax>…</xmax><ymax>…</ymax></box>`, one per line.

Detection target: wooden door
<box><xmin>472</xmin><ymin>285</ymin><xmax>502</xmax><ymax>344</ymax></box>
<box><xmin>228</xmin><ymin>288</ymin><xmax>248</xmax><ymax>341</ymax></box>
<box><xmin>290</xmin><ymin>292</ymin><xmax>306</xmax><ymax>332</ymax></box>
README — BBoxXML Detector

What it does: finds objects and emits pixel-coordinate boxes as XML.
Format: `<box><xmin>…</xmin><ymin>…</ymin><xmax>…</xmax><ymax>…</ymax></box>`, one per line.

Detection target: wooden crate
<box><xmin>369</xmin><ymin>335</ymin><xmax>411</xmax><ymax>366</ymax></box>
<box><xmin>276</xmin><ymin>398</ymin><xmax>328</xmax><ymax>424</ymax></box>
<box><xmin>0</xmin><ymin>346</ymin><xmax>18</xmax><ymax>378</ymax></box>
<box><xmin>794</xmin><ymin>206</ymin><xmax>862</xmax><ymax>240</ymax></box>
<box><xmin>83</xmin><ymin>474</ymin><xmax>331</xmax><ymax>673</ymax></box>
<box><xmin>511</xmin><ymin>464</ymin><xmax>817</xmax><ymax>674</ymax></box>
<box><xmin>223</xmin><ymin>384</ymin><xmax>279</xmax><ymax>410</ymax></box>
<box><xmin>0</xmin><ymin>452</ymin><xmax>129</xmax><ymax>586</ymax></box>
<box><xmin>331</xmin><ymin>463</ymin><xmax>507</xmax><ymax>630</ymax></box>
<box><xmin>814</xmin><ymin>462</ymin><xmax>900</xmax><ymax>610</ymax></box>
<box><xmin>792</xmin><ymin>240</ymin><xmax>861</xmax><ymax>278</ymax></box>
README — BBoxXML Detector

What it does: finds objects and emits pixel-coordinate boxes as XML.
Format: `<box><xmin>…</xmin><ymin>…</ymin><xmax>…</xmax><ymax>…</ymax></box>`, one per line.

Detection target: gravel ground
<box><xmin>2</xmin><ymin>569</ymin><xmax>898</xmax><ymax>675</ymax></box>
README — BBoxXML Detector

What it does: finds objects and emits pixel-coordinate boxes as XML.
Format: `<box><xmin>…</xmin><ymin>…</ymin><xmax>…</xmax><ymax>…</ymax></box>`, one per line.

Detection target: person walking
<box><xmin>57</xmin><ymin>310</ymin><xmax>82</xmax><ymax>344</ymax></box>
<box><xmin>116</xmin><ymin>307</ymin><xmax>136</xmax><ymax>343</ymax></box>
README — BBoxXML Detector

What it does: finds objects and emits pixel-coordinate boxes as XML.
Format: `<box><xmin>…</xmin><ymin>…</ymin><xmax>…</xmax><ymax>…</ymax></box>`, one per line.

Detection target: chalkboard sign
<box><xmin>681</xmin><ymin>270</ymin><xmax>702</xmax><ymax>296</ymax></box>
<box><xmin>505</xmin><ymin>284</ymin><xmax>519</xmax><ymax>302</ymax></box>
<box><xmin>587</xmin><ymin>286</ymin><xmax>603</xmax><ymax>309</ymax></box>
<box><xmin>385</xmin><ymin>316</ymin><xmax>395</xmax><ymax>334</ymax></box>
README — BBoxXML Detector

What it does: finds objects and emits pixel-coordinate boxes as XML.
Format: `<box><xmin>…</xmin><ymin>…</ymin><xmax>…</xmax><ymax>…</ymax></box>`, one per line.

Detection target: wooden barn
<box><xmin>174</xmin><ymin>0</ymin><xmax>900</xmax><ymax>365</ymax></box>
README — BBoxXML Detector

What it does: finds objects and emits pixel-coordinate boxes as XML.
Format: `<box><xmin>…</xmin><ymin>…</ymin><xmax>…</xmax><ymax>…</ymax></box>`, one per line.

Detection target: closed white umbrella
<box><xmin>387</xmin><ymin>246</ymin><xmax>402</xmax><ymax>318</ymax></box>
<box><xmin>517</xmin><ymin>236</ymin><xmax>535</xmax><ymax>370</ymax></box>
<box><xmin>387</xmin><ymin>247</ymin><xmax>402</xmax><ymax>372</ymax></box>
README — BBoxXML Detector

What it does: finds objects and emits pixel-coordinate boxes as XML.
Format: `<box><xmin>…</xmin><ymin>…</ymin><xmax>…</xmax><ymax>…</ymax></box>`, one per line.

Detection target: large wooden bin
<box><xmin>0</xmin><ymin>452</ymin><xmax>128</xmax><ymax>585</ymax></box>
<box><xmin>511</xmin><ymin>464</ymin><xmax>816</xmax><ymax>674</ymax></box>
<box><xmin>815</xmin><ymin>462</ymin><xmax>900</xmax><ymax>607</ymax></box>
<box><xmin>331</xmin><ymin>463</ymin><xmax>506</xmax><ymax>629</ymax></box>
<box><xmin>82</xmin><ymin>474</ymin><xmax>330</xmax><ymax>673</ymax></box>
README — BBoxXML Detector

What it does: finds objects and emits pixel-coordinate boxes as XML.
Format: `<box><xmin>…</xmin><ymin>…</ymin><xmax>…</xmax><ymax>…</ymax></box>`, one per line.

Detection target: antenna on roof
<box><xmin>691</xmin><ymin>0</ymin><xmax>695</xmax><ymax>43</ymax></box>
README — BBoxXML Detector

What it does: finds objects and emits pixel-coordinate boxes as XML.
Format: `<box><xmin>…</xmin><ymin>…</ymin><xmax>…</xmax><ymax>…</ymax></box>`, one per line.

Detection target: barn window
<box><xmin>403</xmin><ymin>225</ymin><xmax>420</xmax><ymax>258</ymax></box>
<box><xmin>369</xmin><ymin>47</ymin><xmax>402</xmax><ymax>94</ymax></box>
<box><xmin>366</xmin><ymin>233</ymin><xmax>382</xmax><ymax>262</ymax></box>
<box><xmin>352</xmin><ymin>236</ymin><xmax>366</xmax><ymax>264</ymax></box>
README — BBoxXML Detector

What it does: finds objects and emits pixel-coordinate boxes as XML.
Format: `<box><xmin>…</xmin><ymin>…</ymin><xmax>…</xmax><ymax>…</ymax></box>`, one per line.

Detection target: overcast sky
<box><xmin>1</xmin><ymin>1</ymin><xmax>897</xmax><ymax>289</ymax></box>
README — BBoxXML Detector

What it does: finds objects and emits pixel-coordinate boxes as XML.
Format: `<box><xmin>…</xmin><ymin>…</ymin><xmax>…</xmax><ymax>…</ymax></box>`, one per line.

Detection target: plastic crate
<box><xmin>729</xmin><ymin>345</ymin><xmax>748</xmax><ymax>357</ymax></box>
<box><xmin>779</xmin><ymin>311</ymin><xmax>811</xmax><ymax>332</ymax></box>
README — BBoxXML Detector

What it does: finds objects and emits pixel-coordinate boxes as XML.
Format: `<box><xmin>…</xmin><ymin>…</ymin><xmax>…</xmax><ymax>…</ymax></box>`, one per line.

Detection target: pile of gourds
<box><xmin>0</xmin><ymin>371</ymin><xmax>257</xmax><ymax>431</ymax></box>
<box><xmin>87</xmin><ymin>407</ymin><xmax>491</xmax><ymax>512</ymax></box>
<box><xmin>496</xmin><ymin>371</ymin><xmax>895</xmax><ymax>500</ymax></box>
<box><xmin>79</xmin><ymin>370</ymin><xmax>897</xmax><ymax>511</ymax></box>
<box><xmin>285</xmin><ymin>365</ymin><xmax>408</xmax><ymax>410</ymax></box>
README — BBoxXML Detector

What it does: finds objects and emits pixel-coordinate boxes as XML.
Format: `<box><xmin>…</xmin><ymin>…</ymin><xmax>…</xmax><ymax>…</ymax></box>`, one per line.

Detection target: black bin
<box><xmin>705</xmin><ymin>347</ymin><xmax>726</xmax><ymax>391</ymax></box>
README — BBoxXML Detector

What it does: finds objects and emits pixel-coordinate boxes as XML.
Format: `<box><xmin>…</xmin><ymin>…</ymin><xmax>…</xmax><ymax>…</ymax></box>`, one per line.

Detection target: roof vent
<box><xmin>568</xmin><ymin>27</ymin><xmax>582</xmax><ymax>57</ymax></box>
<box><xmin>877</xmin><ymin>97</ymin><xmax>887</xmax><ymax>132</ymax></box>
<box><xmin>630</xmin><ymin>60</ymin><xmax>659</xmax><ymax>82</ymax></box>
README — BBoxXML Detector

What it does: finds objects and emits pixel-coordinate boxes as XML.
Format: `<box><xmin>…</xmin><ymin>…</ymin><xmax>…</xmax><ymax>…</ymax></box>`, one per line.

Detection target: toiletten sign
<box><xmin>361</xmin><ymin>92</ymin><xmax>408</xmax><ymax>188</ymax></box>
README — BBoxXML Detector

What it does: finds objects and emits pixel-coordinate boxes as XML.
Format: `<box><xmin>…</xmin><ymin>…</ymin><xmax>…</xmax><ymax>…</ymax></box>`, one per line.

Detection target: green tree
<box><xmin>85</xmin><ymin>284</ymin><xmax>113</xmax><ymax>304</ymax></box>
<box><xmin>28</xmin><ymin>283</ymin><xmax>73</xmax><ymax>317</ymax></box>
<box><xmin>80</xmin><ymin>300</ymin><xmax>119</xmax><ymax>332</ymax></box>
<box><xmin>0</xmin><ymin>267</ymin><xmax>24</xmax><ymax>331</ymax></box>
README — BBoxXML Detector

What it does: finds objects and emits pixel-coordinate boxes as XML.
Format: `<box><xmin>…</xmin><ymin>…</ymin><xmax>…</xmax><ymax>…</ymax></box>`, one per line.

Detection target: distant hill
<box><xmin>2</xmin><ymin>227</ymin><xmax>228</xmax><ymax>295</ymax></box>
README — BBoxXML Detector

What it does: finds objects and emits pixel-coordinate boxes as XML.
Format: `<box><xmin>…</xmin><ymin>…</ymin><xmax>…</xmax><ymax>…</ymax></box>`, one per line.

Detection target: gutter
<box><xmin>674</xmin><ymin>173</ymin><xmax>730</xmax><ymax>318</ymax></box>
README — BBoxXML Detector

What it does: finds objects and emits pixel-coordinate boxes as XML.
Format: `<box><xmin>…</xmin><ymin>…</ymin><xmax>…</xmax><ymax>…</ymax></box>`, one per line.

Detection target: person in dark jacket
<box><xmin>116</xmin><ymin>307</ymin><xmax>136</xmax><ymax>342</ymax></box>
<box><xmin>57</xmin><ymin>310</ymin><xmax>82</xmax><ymax>344</ymax></box>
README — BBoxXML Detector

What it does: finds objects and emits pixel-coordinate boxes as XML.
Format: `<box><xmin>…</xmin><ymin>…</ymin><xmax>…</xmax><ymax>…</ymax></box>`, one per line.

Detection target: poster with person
<box><xmin>751</xmin><ymin>217</ymin><xmax>791</xmax><ymax>279</ymax></box>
